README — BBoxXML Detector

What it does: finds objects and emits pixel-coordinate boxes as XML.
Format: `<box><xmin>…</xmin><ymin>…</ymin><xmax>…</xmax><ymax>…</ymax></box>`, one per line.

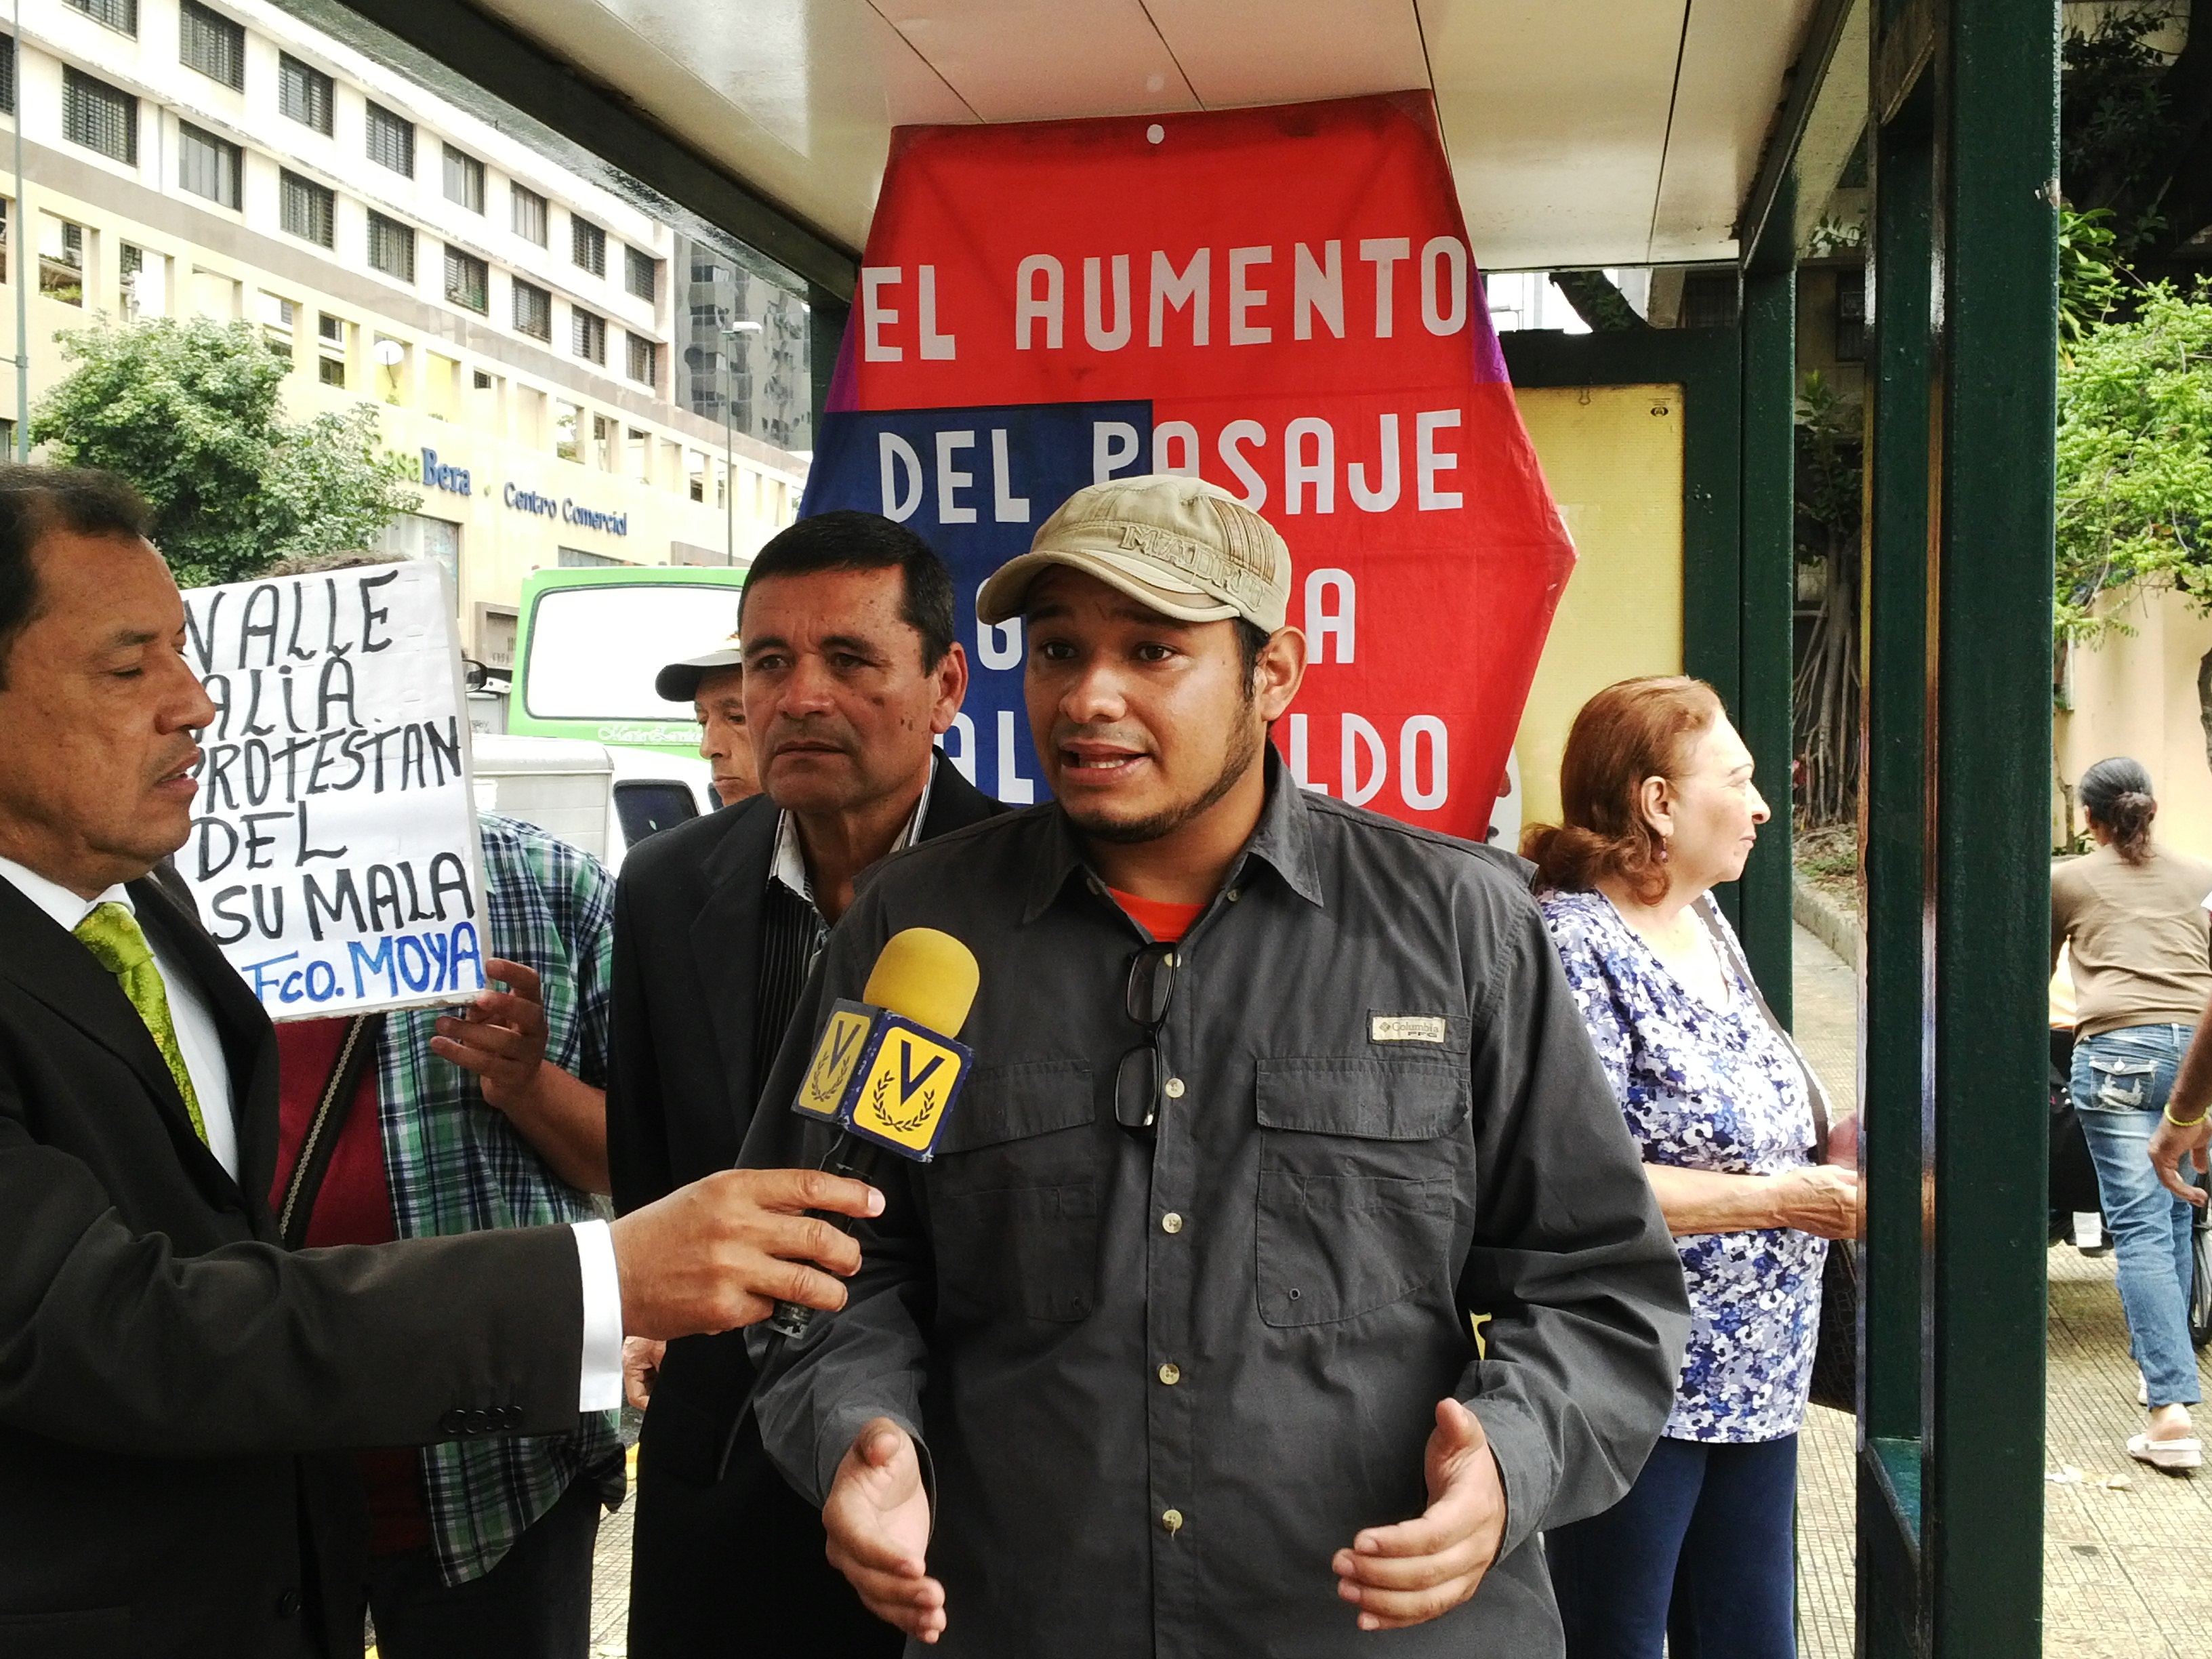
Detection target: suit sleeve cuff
<box><xmin>571</xmin><ymin>1219</ymin><xmax>624</xmax><ymax>1412</ymax></box>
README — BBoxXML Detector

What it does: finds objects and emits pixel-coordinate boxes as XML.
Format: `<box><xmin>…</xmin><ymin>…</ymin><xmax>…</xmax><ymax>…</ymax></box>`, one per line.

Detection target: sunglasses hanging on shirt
<box><xmin>1115</xmin><ymin>943</ymin><xmax>1177</xmax><ymax>1138</ymax></box>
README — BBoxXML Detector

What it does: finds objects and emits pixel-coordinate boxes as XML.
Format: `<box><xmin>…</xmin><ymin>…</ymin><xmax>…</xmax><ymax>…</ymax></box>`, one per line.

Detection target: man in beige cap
<box><xmin>740</xmin><ymin>474</ymin><xmax>1687</xmax><ymax>1657</ymax></box>
<box><xmin>655</xmin><ymin>634</ymin><xmax>758</xmax><ymax>806</ymax></box>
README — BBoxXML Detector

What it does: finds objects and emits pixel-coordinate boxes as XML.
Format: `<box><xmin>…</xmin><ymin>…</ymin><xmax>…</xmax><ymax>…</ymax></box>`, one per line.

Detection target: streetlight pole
<box><xmin>722</xmin><ymin>314</ymin><xmax>761</xmax><ymax>567</ymax></box>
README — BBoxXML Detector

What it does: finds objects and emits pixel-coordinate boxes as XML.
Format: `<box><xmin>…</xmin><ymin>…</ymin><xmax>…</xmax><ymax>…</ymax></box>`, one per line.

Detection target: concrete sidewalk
<box><xmin>1788</xmin><ymin>922</ymin><xmax>2212</xmax><ymax>1658</ymax></box>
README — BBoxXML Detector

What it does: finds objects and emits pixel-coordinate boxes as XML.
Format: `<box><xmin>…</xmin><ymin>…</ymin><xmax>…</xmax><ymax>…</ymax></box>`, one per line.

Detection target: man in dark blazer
<box><xmin>0</xmin><ymin>466</ymin><xmax>883</xmax><ymax>1658</ymax></box>
<box><xmin>611</xmin><ymin>512</ymin><xmax>1003</xmax><ymax>1657</ymax></box>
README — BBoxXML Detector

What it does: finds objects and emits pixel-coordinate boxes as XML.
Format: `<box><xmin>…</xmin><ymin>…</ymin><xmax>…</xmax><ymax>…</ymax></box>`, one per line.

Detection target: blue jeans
<box><xmin>2072</xmin><ymin>1024</ymin><xmax>2203</xmax><ymax>1410</ymax></box>
<box><xmin>1545</xmin><ymin>1435</ymin><xmax>1799</xmax><ymax>1659</ymax></box>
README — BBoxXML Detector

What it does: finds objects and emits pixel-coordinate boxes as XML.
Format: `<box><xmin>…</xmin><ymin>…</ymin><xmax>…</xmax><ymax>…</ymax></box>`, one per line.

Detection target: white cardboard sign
<box><xmin>178</xmin><ymin>562</ymin><xmax>488</xmax><ymax>1019</ymax></box>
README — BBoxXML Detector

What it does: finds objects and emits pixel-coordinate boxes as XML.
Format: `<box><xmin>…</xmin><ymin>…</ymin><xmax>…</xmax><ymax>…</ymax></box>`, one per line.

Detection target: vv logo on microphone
<box><xmin>792</xmin><ymin>999</ymin><xmax>975</xmax><ymax>1162</ymax></box>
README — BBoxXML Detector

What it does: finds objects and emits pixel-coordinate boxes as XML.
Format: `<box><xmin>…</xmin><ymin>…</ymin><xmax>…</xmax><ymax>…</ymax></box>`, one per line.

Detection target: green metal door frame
<box><xmin>1858</xmin><ymin>1</ymin><xmax>2059</xmax><ymax>1654</ymax></box>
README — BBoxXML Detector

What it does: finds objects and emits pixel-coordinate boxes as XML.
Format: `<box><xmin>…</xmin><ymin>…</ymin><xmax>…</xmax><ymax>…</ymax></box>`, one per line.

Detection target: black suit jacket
<box><xmin>0</xmin><ymin>874</ymin><xmax>586</xmax><ymax>1659</ymax></box>
<box><xmin>607</xmin><ymin>754</ymin><xmax>1004</xmax><ymax>1656</ymax></box>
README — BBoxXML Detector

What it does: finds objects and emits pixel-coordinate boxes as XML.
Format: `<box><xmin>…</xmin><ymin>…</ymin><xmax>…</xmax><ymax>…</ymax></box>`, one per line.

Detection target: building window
<box><xmin>280</xmin><ymin>170</ymin><xmax>334</xmax><ymax>247</ymax></box>
<box><xmin>279</xmin><ymin>53</ymin><xmax>332</xmax><ymax>134</ymax></box>
<box><xmin>511</xmin><ymin>183</ymin><xmax>547</xmax><ymax>246</ymax></box>
<box><xmin>625</xmin><ymin>331</ymin><xmax>656</xmax><ymax>386</ymax></box>
<box><xmin>367</xmin><ymin>211</ymin><xmax>415</xmax><ymax>283</ymax></box>
<box><xmin>316</xmin><ymin>312</ymin><xmax>345</xmax><ymax>385</ymax></box>
<box><xmin>571</xmin><ymin>216</ymin><xmax>605</xmax><ymax>277</ymax></box>
<box><xmin>625</xmin><ymin>245</ymin><xmax>657</xmax><ymax>302</ymax></box>
<box><xmin>64</xmin><ymin>0</ymin><xmax>136</xmax><ymax>36</ymax></box>
<box><xmin>572</xmin><ymin>306</ymin><xmax>605</xmax><ymax>364</ymax></box>
<box><xmin>553</xmin><ymin>400</ymin><xmax>579</xmax><ymax>462</ymax></box>
<box><xmin>443</xmin><ymin>145</ymin><xmax>484</xmax><ymax>213</ymax></box>
<box><xmin>443</xmin><ymin>246</ymin><xmax>487</xmax><ymax>312</ymax></box>
<box><xmin>512</xmin><ymin>277</ymin><xmax>550</xmax><ymax>340</ymax></box>
<box><xmin>260</xmin><ymin>292</ymin><xmax>295</xmax><ymax>360</ymax></box>
<box><xmin>118</xmin><ymin>240</ymin><xmax>142</xmax><ymax>314</ymax></box>
<box><xmin>41</xmin><ymin>217</ymin><xmax>85</xmax><ymax>306</ymax></box>
<box><xmin>0</xmin><ymin>33</ymin><xmax>18</xmax><ymax>116</ymax></box>
<box><xmin>364</xmin><ymin>101</ymin><xmax>413</xmax><ymax>176</ymax></box>
<box><xmin>62</xmin><ymin>68</ymin><xmax>137</xmax><ymax>165</ymax></box>
<box><xmin>558</xmin><ymin>546</ymin><xmax>629</xmax><ymax>569</ymax></box>
<box><xmin>180</xmin><ymin>1</ymin><xmax>244</xmax><ymax>90</ymax></box>
<box><xmin>177</xmin><ymin>121</ymin><xmax>242</xmax><ymax>210</ymax></box>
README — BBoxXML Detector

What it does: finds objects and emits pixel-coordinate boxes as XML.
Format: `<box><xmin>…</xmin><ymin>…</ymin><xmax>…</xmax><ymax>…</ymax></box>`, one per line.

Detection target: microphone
<box><xmin>763</xmin><ymin>927</ymin><xmax>981</xmax><ymax>1342</ymax></box>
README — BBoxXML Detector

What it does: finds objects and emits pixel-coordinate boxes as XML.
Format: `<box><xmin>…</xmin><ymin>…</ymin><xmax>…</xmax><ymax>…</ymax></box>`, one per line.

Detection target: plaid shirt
<box><xmin>377</xmin><ymin>812</ymin><xmax>623</xmax><ymax>1585</ymax></box>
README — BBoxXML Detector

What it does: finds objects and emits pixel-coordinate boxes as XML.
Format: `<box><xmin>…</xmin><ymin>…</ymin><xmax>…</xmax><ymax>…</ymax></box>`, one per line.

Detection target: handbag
<box><xmin>1693</xmin><ymin>897</ymin><xmax>1861</xmax><ymax>1415</ymax></box>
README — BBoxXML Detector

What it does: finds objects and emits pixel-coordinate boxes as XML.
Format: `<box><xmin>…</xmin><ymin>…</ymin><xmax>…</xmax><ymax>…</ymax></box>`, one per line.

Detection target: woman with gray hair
<box><xmin>2053</xmin><ymin>756</ymin><xmax>2212</xmax><ymax>1470</ymax></box>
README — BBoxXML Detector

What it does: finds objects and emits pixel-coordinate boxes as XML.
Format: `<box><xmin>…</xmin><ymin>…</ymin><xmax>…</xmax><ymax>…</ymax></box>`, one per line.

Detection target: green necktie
<box><xmin>75</xmin><ymin>901</ymin><xmax>209</xmax><ymax>1145</ymax></box>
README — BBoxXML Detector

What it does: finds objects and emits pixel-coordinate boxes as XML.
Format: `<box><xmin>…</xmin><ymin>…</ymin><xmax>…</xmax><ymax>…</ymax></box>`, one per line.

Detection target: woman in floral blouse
<box><xmin>1523</xmin><ymin>675</ymin><xmax>1860</xmax><ymax>1659</ymax></box>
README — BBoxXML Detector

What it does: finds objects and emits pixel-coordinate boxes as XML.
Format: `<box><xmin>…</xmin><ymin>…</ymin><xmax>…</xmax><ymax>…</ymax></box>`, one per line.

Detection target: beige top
<box><xmin>2051</xmin><ymin>842</ymin><xmax>2212</xmax><ymax>1038</ymax></box>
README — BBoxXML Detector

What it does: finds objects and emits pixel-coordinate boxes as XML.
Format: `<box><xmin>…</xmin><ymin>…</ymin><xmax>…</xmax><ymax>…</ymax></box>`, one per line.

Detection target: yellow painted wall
<box><xmin>1507</xmin><ymin>384</ymin><xmax>1685</xmax><ymax>836</ymax></box>
<box><xmin>2057</xmin><ymin>584</ymin><xmax>2212</xmax><ymax>861</ymax></box>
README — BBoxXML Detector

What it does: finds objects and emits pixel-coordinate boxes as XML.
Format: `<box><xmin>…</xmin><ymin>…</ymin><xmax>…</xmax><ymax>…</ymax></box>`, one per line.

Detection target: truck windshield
<box><xmin>524</xmin><ymin>583</ymin><xmax>741</xmax><ymax>719</ymax></box>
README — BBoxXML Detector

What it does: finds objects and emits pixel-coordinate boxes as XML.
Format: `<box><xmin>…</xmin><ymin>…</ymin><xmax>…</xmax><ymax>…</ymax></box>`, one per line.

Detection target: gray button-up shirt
<box><xmin>743</xmin><ymin>752</ymin><xmax>1689</xmax><ymax>1658</ymax></box>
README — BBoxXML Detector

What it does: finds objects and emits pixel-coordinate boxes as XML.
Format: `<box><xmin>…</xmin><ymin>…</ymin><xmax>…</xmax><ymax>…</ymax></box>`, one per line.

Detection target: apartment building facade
<box><xmin>0</xmin><ymin>0</ymin><xmax>814</xmax><ymax>666</ymax></box>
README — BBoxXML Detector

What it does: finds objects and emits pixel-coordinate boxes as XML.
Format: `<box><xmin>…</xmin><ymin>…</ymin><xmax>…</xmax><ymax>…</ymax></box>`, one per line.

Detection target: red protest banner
<box><xmin>804</xmin><ymin>91</ymin><xmax>1572</xmax><ymax>838</ymax></box>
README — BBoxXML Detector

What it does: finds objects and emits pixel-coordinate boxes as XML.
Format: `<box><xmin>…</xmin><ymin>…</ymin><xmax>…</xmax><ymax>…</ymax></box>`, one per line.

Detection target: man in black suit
<box><xmin>0</xmin><ymin>467</ymin><xmax>884</xmax><ymax>1658</ymax></box>
<box><xmin>611</xmin><ymin>512</ymin><xmax>1003</xmax><ymax>1656</ymax></box>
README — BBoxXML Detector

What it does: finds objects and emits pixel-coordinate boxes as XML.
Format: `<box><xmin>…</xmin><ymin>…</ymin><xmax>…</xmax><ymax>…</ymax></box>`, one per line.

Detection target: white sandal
<box><xmin>2127</xmin><ymin>1433</ymin><xmax>2203</xmax><ymax>1471</ymax></box>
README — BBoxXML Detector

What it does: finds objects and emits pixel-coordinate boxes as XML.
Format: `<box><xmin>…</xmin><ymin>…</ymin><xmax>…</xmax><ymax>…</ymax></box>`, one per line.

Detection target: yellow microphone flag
<box><xmin>790</xmin><ymin>928</ymin><xmax>980</xmax><ymax>1162</ymax></box>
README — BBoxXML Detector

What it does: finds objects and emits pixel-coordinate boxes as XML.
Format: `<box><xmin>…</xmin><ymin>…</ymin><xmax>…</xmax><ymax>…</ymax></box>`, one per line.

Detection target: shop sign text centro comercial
<box><xmin>803</xmin><ymin>93</ymin><xmax>1575</xmax><ymax>840</ymax></box>
<box><xmin>416</xmin><ymin>445</ymin><xmax>630</xmax><ymax>537</ymax></box>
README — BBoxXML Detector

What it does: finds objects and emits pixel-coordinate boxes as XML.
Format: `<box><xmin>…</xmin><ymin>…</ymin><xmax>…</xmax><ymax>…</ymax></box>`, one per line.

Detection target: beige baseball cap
<box><xmin>976</xmin><ymin>473</ymin><xmax>1291</xmax><ymax>633</ymax></box>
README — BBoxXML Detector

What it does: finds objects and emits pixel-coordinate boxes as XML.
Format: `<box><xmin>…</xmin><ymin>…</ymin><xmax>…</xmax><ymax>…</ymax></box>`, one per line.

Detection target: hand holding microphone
<box><xmin>764</xmin><ymin>927</ymin><xmax>982</xmax><ymax>1340</ymax></box>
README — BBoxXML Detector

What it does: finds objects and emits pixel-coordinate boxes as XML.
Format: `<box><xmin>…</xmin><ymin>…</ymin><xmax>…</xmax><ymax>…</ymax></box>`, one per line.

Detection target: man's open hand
<box><xmin>430</xmin><ymin>958</ymin><xmax>549</xmax><ymax>1111</ymax></box>
<box><xmin>2152</xmin><ymin>1108</ymin><xmax>2212</xmax><ymax>1205</ymax></box>
<box><xmin>1332</xmin><ymin>1397</ymin><xmax>1507</xmax><ymax>1632</ymax></box>
<box><xmin>823</xmin><ymin>1417</ymin><xmax>945</xmax><ymax>1643</ymax></box>
<box><xmin>607</xmin><ymin>1168</ymin><xmax>882</xmax><ymax>1340</ymax></box>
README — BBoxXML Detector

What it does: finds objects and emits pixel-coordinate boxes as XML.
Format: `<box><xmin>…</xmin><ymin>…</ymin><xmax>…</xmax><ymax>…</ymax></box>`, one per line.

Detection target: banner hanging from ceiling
<box><xmin>802</xmin><ymin>92</ymin><xmax>1573</xmax><ymax>838</ymax></box>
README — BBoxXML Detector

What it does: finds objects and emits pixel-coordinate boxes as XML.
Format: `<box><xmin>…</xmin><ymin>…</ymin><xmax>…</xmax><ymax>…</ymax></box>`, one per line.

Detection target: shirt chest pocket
<box><xmin>926</xmin><ymin>1061</ymin><xmax>1100</xmax><ymax>1324</ymax></box>
<box><xmin>1254</xmin><ymin>1057</ymin><xmax>1465</xmax><ymax>1329</ymax></box>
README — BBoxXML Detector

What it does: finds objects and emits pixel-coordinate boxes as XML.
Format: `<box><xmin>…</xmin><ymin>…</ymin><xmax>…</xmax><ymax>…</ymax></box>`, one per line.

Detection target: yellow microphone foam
<box><xmin>862</xmin><ymin>927</ymin><xmax>981</xmax><ymax>1038</ymax></box>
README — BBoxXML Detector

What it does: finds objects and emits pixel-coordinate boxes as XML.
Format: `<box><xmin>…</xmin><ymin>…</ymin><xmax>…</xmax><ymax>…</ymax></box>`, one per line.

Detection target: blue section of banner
<box><xmin>802</xmin><ymin>399</ymin><xmax>1153</xmax><ymax>806</ymax></box>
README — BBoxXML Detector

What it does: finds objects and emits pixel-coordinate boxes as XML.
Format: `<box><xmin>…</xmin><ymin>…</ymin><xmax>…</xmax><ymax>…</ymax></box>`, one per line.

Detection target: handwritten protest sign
<box><xmin>178</xmin><ymin>561</ymin><xmax>487</xmax><ymax>1019</ymax></box>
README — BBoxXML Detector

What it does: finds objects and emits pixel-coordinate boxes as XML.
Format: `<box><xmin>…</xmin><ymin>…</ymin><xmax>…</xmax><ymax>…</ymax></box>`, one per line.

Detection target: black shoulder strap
<box><xmin>1692</xmin><ymin>894</ymin><xmax>1832</xmax><ymax>1153</ymax></box>
<box><xmin>276</xmin><ymin>1012</ymin><xmax>386</xmax><ymax>1250</ymax></box>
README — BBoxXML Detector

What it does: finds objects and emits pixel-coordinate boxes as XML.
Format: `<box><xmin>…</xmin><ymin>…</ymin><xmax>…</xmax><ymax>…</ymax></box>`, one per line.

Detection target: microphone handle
<box><xmin>763</xmin><ymin>1132</ymin><xmax>880</xmax><ymax>1341</ymax></box>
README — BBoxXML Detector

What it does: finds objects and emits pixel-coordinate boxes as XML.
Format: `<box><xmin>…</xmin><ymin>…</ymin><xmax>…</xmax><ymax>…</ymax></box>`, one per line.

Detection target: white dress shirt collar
<box><xmin>769</xmin><ymin>754</ymin><xmax>939</xmax><ymax>912</ymax></box>
<box><xmin>0</xmin><ymin>851</ymin><xmax>127</xmax><ymax>932</ymax></box>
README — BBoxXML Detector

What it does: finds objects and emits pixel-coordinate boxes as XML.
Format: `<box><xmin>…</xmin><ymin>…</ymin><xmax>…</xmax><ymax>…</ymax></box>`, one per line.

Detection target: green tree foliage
<box><xmin>30</xmin><ymin>316</ymin><xmax>418</xmax><ymax>588</ymax></box>
<box><xmin>2054</xmin><ymin>281</ymin><xmax>2212</xmax><ymax>645</ymax></box>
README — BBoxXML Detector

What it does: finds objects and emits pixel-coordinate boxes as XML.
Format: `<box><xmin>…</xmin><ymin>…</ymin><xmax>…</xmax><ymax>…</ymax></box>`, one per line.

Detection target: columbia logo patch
<box><xmin>1370</xmin><ymin>1015</ymin><xmax>1448</xmax><ymax>1044</ymax></box>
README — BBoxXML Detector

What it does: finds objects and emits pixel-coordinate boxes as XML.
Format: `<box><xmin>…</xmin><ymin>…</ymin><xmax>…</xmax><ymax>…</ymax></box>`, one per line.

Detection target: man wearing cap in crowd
<box><xmin>608</xmin><ymin>509</ymin><xmax>1002</xmax><ymax>1657</ymax></box>
<box><xmin>657</xmin><ymin>633</ymin><xmax>759</xmax><ymax>807</ymax></box>
<box><xmin>741</xmin><ymin>474</ymin><xmax>1691</xmax><ymax>1656</ymax></box>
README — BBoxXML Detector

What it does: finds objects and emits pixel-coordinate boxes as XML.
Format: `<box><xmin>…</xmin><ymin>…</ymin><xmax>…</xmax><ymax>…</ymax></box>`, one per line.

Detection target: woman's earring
<box><xmin>1657</xmin><ymin>836</ymin><xmax>1670</xmax><ymax>863</ymax></box>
